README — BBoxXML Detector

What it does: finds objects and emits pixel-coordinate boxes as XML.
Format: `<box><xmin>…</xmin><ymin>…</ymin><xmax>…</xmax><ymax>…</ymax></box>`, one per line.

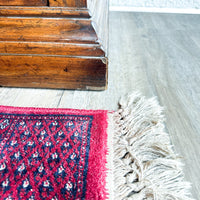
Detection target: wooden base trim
<box><xmin>0</xmin><ymin>55</ymin><xmax>107</xmax><ymax>90</ymax></box>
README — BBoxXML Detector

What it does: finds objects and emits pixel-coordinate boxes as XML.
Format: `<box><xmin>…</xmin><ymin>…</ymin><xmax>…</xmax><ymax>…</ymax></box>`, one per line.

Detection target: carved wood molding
<box><xmin>0</xmin><ymin>0</ymin><xmax>108</xmax><ymax>90</ymax></box>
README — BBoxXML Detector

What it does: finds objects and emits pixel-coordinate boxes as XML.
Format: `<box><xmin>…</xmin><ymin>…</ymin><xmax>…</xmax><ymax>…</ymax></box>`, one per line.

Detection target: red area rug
<box><xmin>0</xmin><ymin>93</ymin><xmax>194</xmax><ymax>200</ymax></box>
<box><xmin>0</xmin><ymin>106</ymin><xmax>108</xmax><ymax>200</ymax></box>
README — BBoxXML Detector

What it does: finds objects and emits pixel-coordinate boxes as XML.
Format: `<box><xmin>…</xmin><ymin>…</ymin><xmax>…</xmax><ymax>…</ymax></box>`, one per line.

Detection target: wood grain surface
<box><xmin>0</xmin><ymin>0</ymin><xmax>47</xmax><ymax>6</ymax></box>
<box><xmin>0</xmin><ymin>42</ymin><xmax>105</xmax><ymax>57</ymax></box>
<box><xmin>0</xmin><ymin>55</ymin><xmax>107</xmax><ymax>90</ymax></box>
<box><xmin>0</xmin><ymin>0</ymin><xmax>108</xmax><ymax>90</ymax></box>
<box><xmin>49</xmin><ymin>0</ymin><xmax>86</xmax><ymax>7</ymax></box>
<box><xmin>0</xmin><ymin>17</ymin><xmax>97</xmax><ymax>43</ymax></box>
<box><xmin>0</xmin><ymin>7</ymin><xmax>90</xmax><ymax>18</ymax></box>
<box><xmin>0</xmin><ymin>12</ymin><xmax>198</xmax><ymax>198</ymax></box>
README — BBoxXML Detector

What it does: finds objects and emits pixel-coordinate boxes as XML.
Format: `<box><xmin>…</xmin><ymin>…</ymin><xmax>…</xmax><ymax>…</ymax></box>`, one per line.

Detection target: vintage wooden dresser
<box><xmin>0</xmin><ymin>0</ymin><xmax>108</xmax><ymax>90</ymax></box>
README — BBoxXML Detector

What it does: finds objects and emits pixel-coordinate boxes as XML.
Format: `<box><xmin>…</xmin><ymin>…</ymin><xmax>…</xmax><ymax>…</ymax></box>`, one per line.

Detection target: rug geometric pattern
<box><xmin>0</xmin><ymin>113</ymin><xmax>93</xmax><ymax>200</ymax></box>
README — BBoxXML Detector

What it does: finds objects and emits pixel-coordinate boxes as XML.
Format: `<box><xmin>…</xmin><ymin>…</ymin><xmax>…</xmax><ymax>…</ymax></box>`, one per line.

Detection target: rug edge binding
<box><xmin>106</xmin><ymin>112</ymin><xmax>115</xmax><ymax>200</ymax></box>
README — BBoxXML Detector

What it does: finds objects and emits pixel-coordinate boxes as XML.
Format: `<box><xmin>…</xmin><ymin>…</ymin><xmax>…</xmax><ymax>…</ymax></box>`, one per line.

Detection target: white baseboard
<box><xmin>110</xmin><ymin>6</ymin><xmax>200</xmax><ymax>14</ymax></box>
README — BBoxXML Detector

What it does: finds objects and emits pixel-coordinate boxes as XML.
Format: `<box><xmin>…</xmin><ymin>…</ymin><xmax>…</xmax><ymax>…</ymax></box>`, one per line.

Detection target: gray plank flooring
<box><xmin>0</xmin><ymin>12</ymin><xmax>200</xmax><ymax>199</ymax></box>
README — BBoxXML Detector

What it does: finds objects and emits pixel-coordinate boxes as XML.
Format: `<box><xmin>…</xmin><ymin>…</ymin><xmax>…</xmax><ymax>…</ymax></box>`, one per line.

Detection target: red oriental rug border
<box><xmin>0</xmin><ymin>92</ymin><xmax>194</xmax><ymax>200</ymax></box>
<box><xmin>0</xmin><ymin>106</ymin><xmax>109</xmax><ymax>200</ymax></box>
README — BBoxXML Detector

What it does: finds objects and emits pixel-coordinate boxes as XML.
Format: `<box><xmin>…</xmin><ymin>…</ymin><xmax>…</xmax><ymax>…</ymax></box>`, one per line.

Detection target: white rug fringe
<box><xmin>113</xmin><ymin>92</ymin><xmax>194</xmax><ymax>200</ymax></box>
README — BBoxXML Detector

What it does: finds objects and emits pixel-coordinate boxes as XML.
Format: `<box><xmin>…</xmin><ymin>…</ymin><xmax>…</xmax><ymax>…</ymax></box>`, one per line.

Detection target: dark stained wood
<box><xmin>0</xmin><ymin>0</ymin><xmax>47</xmax><ymax>6</ymax></box>
<box><xmin>0</xmin><ymin>42</ymin><xmax>105</xmax><ymax>57</ymax></box>
<box><xmin>0</xmin><ymin>0</ymin><xmax>108</xmax><ymax>90</ymax></box>
<box><xmin>49</xmin><ymin>0</ymin><xmax>86</xmax><ymax>7</ymax></box>
<box><xmin>0</xmin><ymin>55</ymin><xmax>107</xmax><ymax>90</ymax></box>
<box><xmin>0</xmin><ymin>17</ymin><xmax>98</xmax><ymax>43</ymax></box>
<box><xmin>0</xmin><ymin>7</ymin><xmax>90</xmax><ymax>18</ymax></box>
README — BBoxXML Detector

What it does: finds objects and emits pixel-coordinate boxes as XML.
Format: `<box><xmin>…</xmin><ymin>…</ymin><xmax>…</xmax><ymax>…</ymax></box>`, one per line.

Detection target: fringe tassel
<box><xmin>113</xmin><ymin>92</ymin><xmax>194</xmax><ymax>200</ymax></box>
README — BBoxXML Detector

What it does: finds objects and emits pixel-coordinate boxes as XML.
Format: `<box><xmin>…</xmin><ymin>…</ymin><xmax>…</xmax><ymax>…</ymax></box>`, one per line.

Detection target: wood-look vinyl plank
<box><xmin>0</xmin><ymin>11</ymin><xmax>199</xmax><ymax>199</ymax></box>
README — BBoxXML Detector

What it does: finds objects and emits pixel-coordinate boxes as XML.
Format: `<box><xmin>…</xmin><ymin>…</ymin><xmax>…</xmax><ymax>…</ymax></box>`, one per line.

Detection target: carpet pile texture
<box><xmin>0</xmin><ymin>92</ymin><xmax>194</xmax><ymax>200</ymax></box>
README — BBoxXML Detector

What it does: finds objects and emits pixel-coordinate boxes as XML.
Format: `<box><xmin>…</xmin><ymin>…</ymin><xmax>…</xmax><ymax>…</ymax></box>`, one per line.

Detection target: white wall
<box><xmin>110</xmin><ymin>0</ymin><xmax>200</xmax><ymax>9</ymax></box>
